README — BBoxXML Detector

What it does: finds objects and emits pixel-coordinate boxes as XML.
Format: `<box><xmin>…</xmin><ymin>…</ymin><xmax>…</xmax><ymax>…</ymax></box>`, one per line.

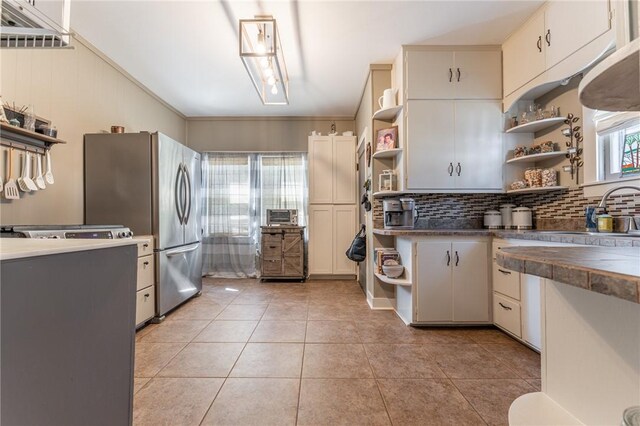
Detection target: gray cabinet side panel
<box><xmin>84</xmin><ymin>133</ymin><xmax>153</xmax><ymax>235</ymax></box>
<box><xmin>1</xmin><ymin>245</ymin><xmax>137</xmax><ymax>426</ymax></box>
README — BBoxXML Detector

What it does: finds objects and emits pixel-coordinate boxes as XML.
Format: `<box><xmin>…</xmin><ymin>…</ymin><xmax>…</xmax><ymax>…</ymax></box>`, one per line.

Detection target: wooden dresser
<box><xmin>260</xmin><ymin>226</ymin><xmax>306</xmax><ymax>280</ymax></box>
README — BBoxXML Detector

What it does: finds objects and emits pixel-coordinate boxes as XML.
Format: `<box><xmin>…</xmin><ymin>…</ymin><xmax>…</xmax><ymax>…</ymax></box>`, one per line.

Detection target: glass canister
<box><xmin>378</xmin><ymin>170</ymin><xmax>397</xmax><ymax>192</ymax></box>
<box><xmin>541</xmin><ymin>168</ymin><xmax>557</xmax><ymax>187</ymax></box>
<box><xmin>524</xmin><ymin>168</ymin><xmax>542</xmax><ymax>187</ymax></box>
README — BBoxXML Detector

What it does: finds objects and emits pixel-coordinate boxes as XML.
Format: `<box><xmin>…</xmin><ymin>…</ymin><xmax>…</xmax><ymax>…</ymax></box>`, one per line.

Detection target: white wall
<box><xmin>186</xmin><ymin>117</ymin><xmax>355</xmax><ymax>152</ymax></box>
<box><xmin>0</xmin><ymin>36</ymin><xmax>186</xmax><ymax>225</ymax></box>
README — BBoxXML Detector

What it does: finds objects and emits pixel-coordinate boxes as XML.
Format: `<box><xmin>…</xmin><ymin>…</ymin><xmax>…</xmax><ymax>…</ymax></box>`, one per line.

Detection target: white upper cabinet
<box><xmin>309</xmin><ymin>136</ymin><xmax>333</xmax><ymax>204</ymax></box>
<box><xmin>544</xmin><ymin>0</ymin><xmax>611</xmax><ymax>69</ymax></box>
<box><xmin>406</xmin><ymin>49</ymin><xmax>502</xmax><ymax>100</ymax></box>
<box><xmin>454</xmin><ymin>100</ymin><xmax>503</xmax><ymax>190</ymax></box>
<box><xmin>502</xmin><ymin>1</ymin><xmax>611</xmax><ymax>97</ymax></box>
<box><xmin>309</xmin><ymin>135</ymin><xmax>356</xmax><ymax>205</ymax></box>
<box><xmin>405</xmin><ymin>99</ymin><xmax>503</xmax><ymax>191</ymax></box>
<box><xmin>332</xmin><ymin>136</ymin><xmax>357</xmax><ymax>204</ymax></box>
<box><xmin>406</xmin><ymin>100</ymin><xmax>456</xmax><ymax>190</ymax></box>
<box><xmin>503</xmin><ymin>11</ymin><xmax>546</xmax><ymax>97</ymax></box>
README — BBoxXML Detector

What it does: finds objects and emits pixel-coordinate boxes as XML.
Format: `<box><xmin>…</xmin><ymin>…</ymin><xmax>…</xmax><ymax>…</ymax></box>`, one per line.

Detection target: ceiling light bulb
<box><xmin>271</xmin><ymin>85</ymin><xmax>278</xmax><ymax>95</ymax></box>
<box><xmin>257</xmin><ymin>30</ymin><xmax>266</xmax><ymax>54</ymax></box>
<box><xmin>260</xmin><ymin>57</ymin><xmax>268</xmax><ymax>68</ymax></box>
<box><xmin>265</xmin><ymin>67</ymin><xmax>274</xmax><ymax>77</ymax></box>
<box><xmin>267</xmin><ymin>76</ymin><xmax>276</xmax><ymax>85</ymax></box>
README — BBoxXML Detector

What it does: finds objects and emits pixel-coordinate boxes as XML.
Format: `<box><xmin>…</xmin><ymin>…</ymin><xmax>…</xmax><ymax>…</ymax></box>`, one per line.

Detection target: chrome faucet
<box><xmin>597</xmin><ymin>185</ymin><xmax>640</xmax><ymax>209</ymax></box>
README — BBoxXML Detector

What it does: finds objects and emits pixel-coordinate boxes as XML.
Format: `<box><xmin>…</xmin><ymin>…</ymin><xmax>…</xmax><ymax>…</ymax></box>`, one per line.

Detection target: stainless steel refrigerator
<box><xmin>84</xmin><ymin>132</ymin><xmax>202</xmax><ymax>318</ymax></box>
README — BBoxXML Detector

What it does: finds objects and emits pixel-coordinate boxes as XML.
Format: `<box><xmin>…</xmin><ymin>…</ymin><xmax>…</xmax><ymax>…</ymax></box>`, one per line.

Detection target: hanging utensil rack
<box><xmin>1</xmin><ymin>123</ymin><xmax>66</xmax><ymax>154</ymax></box>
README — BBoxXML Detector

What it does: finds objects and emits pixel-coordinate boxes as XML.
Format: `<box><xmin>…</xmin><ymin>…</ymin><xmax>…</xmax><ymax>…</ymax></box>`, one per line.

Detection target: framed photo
<box><xmin>376</xmin><ymin>126</ymin><xmax>398</xmax><ymax>151</ymax></box>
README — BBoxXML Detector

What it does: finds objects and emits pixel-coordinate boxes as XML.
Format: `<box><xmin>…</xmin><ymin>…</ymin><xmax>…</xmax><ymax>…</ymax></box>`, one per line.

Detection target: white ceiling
<box><xmin>70</xmin><ymin>0</ymin><xmax>544</xmax><ymax>117</ymax></box>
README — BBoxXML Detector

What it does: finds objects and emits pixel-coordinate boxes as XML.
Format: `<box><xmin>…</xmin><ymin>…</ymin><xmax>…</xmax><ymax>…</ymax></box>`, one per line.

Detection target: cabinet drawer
<box><xmin>135</xmin><ymin>237</ymin><xmax>153</xmax><ymax>257</ymax></box>
<box><xmin>136</xmin><ymin>286</ymin><xmax>155</xmax><ymax>326</ymax></box>
<box><xmin>493</xmin><ymin>294</ymin><xmax>521</xmax><ymax>338</ymax></box>
<box><xmin>262</xmin><ymin>259</ymin><xmax>283</xmax><ymax>276</ymax></box>
<box><xmin>137</xmin><ymin>255</ymin><xmax>154</xmax><ymax>291</ymax></box>
<box><xmin>493</xmin><ymin>261</ymin><xmax>520</xmax><ymax>300</ymax></box>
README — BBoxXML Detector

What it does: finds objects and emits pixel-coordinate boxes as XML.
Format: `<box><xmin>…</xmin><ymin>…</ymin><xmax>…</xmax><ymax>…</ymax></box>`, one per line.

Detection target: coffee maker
<box><xmin>383</xmin><ymin>198</ymin><xmax>417</xmax><ymax>229</ymax></box>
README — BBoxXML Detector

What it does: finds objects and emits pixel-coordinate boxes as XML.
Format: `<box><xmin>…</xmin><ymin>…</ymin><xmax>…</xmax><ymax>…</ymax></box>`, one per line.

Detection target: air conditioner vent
<box><xmin>1</xmin><ymin>1</ymin><xmax>72</xmax><ymax>48</ymax></box>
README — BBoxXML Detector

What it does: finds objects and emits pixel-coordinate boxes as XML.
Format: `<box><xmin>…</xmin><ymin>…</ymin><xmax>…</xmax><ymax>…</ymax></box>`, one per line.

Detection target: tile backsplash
<box><xmin>373</xmin><ymin>188</ymin><xmax>639</xmax><ymax>222</ymax></box>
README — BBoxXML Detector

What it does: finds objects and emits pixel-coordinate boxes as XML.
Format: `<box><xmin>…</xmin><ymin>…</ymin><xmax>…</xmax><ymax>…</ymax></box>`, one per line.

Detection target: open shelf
<box><xmin>1</xmin><ymin>123</ymin><xmax>66</xmax><ymax>153</ymax></box>
<box><xmin>506</xmin><ymin>185</ymin><xmax>568</xmax><ymax>194</ymax></box>
<box><xmin>372</xmin><ymin>105</ymin><xmax>403</xmax><ymax>121</ymax></box>
<box><xmin>372</xmin><ymin>148</ymin><xmax>402</xmax><ymax>159</ymax></box>
<box><xmin>373</xmin><ymin>190</ymin><xmax>406</xmax><ymax>198</ymax></box>
<box><xmin>506</xmin><ymin>150</ymin><xmax>568</xmax><ymax>164</ymax></box>
<box><xmin>374</xmin><ymin>272</ymin><xmax>412</xmax><ymax>287</ymax></box>
<box><xmin>505</xmin><ymin>117</ymin><xmax>565</xmax><ymax>134</ymax></box>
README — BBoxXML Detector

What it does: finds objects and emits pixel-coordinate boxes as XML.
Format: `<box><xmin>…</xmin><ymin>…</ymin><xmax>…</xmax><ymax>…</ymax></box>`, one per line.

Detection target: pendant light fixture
<box><xmin>239</xmin><ymin>15</ymin><xmax>289</xmax><ymax>105</ymax></box>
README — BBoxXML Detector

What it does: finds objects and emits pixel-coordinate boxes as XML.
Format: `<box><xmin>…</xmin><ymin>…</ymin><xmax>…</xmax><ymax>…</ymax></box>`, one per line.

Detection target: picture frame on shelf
<box><xmin>376</xmin><ymin>126</ymin><xmax>398</xmax><ymax>152</ymax></box>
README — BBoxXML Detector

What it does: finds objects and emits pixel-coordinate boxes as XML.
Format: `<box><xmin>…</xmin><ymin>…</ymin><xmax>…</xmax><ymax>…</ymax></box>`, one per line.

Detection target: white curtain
<box><xmin>201</xmin><ymin>152</ymin><xmax>308</xmax><ymax>278</ymax></box>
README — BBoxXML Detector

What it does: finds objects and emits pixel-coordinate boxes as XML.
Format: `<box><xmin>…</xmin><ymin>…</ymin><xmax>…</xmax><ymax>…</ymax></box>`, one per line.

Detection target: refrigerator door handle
<box><xmin>174</xmin><ymin>164</ymin><xmax>184</xmax><ymax>225</ymax></box>
<box><xmin>183</xmin><ymin>165</ymin><xmax>192</xmax><ymax>225</ymax></box>
<box><xmin>166</xmin><ymin>243</ymin><xmax>200</xmax><ymax>257</ymax></box>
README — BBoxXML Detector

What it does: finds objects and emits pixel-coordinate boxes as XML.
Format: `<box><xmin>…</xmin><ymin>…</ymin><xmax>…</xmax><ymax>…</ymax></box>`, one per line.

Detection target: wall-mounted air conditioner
<box><xmin>1</xmin><ymin>0</ymin><xmax>72</xmax><ymax>48</ymax></box>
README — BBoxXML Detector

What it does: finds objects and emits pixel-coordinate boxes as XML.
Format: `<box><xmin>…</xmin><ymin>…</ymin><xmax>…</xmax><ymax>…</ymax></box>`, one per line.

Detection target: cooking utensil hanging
<box><xmin>35</xmin><ymin>153</ymin><xmax>46</xmax><ymax>189</ymax></box>
<box><xmin>44</xmin><ymin>150</ymin><xmax>55</xmax><ymax>185</ymax></box>
<box><xmin>4</xmin><ymin>148</ymin><xmax>20</xmax><ymax>199</ymax></box>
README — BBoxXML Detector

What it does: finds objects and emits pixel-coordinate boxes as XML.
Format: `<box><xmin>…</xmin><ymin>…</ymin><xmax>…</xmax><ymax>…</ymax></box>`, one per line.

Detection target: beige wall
<box><xmin>186</xmin><ymin>118</ymin><xmax>355</xmax><ymax>152</ymax></box>
<box><xmin>0</xmin><ymin>37</ymin><xmax>186</xmax><ymax>225</ymax></box>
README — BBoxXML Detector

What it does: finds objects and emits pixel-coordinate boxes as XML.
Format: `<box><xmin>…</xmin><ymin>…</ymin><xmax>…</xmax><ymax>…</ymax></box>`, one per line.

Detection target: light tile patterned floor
<box><xmin>134</xmin><ymin>278</ymin><xmax>540</xmax><ymax>425</ymax></box>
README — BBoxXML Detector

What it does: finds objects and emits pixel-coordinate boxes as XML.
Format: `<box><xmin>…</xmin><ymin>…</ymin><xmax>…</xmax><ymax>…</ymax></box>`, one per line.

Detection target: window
<box><xmin>595</xmin><ymin>111</ymin><xmax>640</xmax><ymax>182</ymax></box>
<box><xmin>259</xmin><ymin>155</ymin><xmax>307</xmax><ymax>227</ymax></box>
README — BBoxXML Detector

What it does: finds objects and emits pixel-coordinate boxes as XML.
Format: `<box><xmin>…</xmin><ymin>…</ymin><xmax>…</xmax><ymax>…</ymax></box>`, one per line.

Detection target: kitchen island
<box><xmin>0</xmin><ymin>238</ymin><xmax>138</xmax><ymax>425</ymax></box>
<box><xmin>497</xmin><ymin>245</ymin><xmax>640</xmax><ymax>425</ymax></box>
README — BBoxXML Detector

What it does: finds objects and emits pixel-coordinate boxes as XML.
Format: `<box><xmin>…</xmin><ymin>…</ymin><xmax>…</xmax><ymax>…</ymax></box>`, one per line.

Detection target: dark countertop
<box><xmin>373</xmin><ymin>228</ymin><xmax>640</xmax><ymax>247</ymax></box>
<box><xmin>496</xmin><ymin>246</ymin><xmax>640</xmax><ymax>304</ymax></box>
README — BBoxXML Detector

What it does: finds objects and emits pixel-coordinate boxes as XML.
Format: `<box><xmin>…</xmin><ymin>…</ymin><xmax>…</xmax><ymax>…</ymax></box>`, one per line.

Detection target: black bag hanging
<box><xmin>345</xmin><ymin>225</ymin><xmax>366</xmax><ymax>262</ymax></box>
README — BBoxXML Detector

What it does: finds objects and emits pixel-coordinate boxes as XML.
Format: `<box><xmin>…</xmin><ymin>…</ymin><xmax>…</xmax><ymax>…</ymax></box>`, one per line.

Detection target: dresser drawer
<box><xmin>262</xmin><ymin>259</ymin><xmax>283</xmax><ymax>276</ymax></box>
<box><xmin>135</xmin><ymin>237</ymin><xmax>154</xmax><ymax>257</ymax></box>
<box><xmin>137</xmin><ymin>255</ymin><xmax>154</xmax><ymax>291</ymax></box>
<box><xmin>493</xmin><ymin>260</ymin><xmax>521</xmax><ymax>300</ymax></box>
<box><xmin>262</xmin><ymin>238</ymin><xmax>282</xmax><ymax>260</ymax></box>
<box><xmin>136</xmin><ymin>286</ymin><xmax>155</xmax><ymax>326</ymax></box>
<box><xmin>493</xmin><ymin>293</ymin><xmax>521</xmax><ymax>338</ymax></box>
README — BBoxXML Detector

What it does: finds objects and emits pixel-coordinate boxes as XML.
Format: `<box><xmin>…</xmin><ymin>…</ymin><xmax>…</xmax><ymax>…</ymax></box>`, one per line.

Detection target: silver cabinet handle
<box><xmin>537</xmin><ymin>35</ymin><xmax>542</xmax><ymax>52</ymax></box>
<box><xmin>166</xmin><ymin>244</ymin><xmax>199</xmax><ymax>257</ymax></box>
<box><xmin>456</xmin><ymin>162</ymin><xmax>461</xmax><ymax>176</ymax></box>
<box><xmin>545</xmin><ymin>29</ymin><xmax>551</xmax><ymax>46</ymax></box>
<box><xmin>498</xmin><ymin>269</ymin><xmax>511</xmax><ymax>275</ymax></box>
<box><xmin>448</xmin><ymin>162</ymin><xmax>454</xmax><ymax>176</ymax></box>
<box><xmin>446</xmin><ymin>250</ymin><xmax>451</xmax><ymax>266</ymax></box>
<box><xmin>455</xmin><ymin>251</ymin><xmax>459</xmax><ymax>266</ymax></box>
<box><xmin>448</xmin><ymin>68</ymin><xmax>452</xmax><ymax>82</ymax></box>
<box><xmin>456</xmin><ymin>68</ymin><xmax>461</xmax><ymax>82</ymax></box>
<box><xmin>499</xmin><ymin>302</ymin><xmax>512</xmax><ymax>311</ymax></box>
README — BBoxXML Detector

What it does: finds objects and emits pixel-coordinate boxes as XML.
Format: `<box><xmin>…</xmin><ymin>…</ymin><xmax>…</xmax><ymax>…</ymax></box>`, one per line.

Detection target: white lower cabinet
<box><xmin>308</xmin><ymin>204</ymin><xmax>357</xmax><ymax>275</ymax></box>
<box><xmin>134</xmin><ymin>236</ymin><xmax>156</xmax><ymax>327</ymax></box>
<box><xmin>492</xmin><ymin>238</ymin><xmax>556</xmax><ymax>351</ymax></box>
<box><xmin>415</xmin><ymin>239</ymin><xmax>490</xmax><ymax>323</ymax></box>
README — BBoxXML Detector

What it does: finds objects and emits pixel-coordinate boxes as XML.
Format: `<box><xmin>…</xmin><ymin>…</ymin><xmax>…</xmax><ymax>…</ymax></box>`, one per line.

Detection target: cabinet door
<box><xmin>453</xmin><ymin>51</ymin><xmax>502</xmax><ymax>99</ymax></box>
<box><xmin>416</xmin><ymin>241</ymin><xmax>453</xmax><ymax>322</ymax></box>
<box><xmin>454</xmin><ymin>101</ymin><xmax>503</xmax><ymax>190</ymax></box>
<box><xmin>406</xmin><ymin>50</ymin><xmax>455</xmax><ymax>99</ymax></box>
<box><xmin>545</xmin><ymin>0</ymin><xmax>611</xmax><ymax>69</ymax></box>
<box><xmin>308</xmin><ymin>205</ymin><xmax>333</xmax><ymax>274</ymax></box>
<box><xmin>521</xmin><ymin>274</ymin><xmax>542</xmax><ymax>350</ymax></box>
<box><xmin>333</xmin><ymin>205</ymin><xmax>357</xmax><ymax>274</ymax></box>
<box><xmin>309</xmin><ymin>136</ymin><xmax>333</xmax><ymax>204</ymax></box>
<box><xmin>452</xmin><ymin>241</ymin><xmax>489</xmax><ymax>322</ymax></box>
<box><xmin>333</xmin><ymin>136</ymin><xmax>357</xmax><ymax>204</ymax></box>
<box><xmin>406</xmin><ymin>100</ymin><xmax>455</xmax><ymax>190</ymax></box>
<box><xmin>502</xmin><ymin>10</ymin><xmax>545</xmax><ymax>96</ymax></box>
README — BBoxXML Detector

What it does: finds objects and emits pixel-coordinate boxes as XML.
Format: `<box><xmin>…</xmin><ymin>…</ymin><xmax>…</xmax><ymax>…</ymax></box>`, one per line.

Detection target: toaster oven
<box><xmin>267</xmin><ymin>209</ymin><xmax>298</xmax><ymax>226</ymax></box>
